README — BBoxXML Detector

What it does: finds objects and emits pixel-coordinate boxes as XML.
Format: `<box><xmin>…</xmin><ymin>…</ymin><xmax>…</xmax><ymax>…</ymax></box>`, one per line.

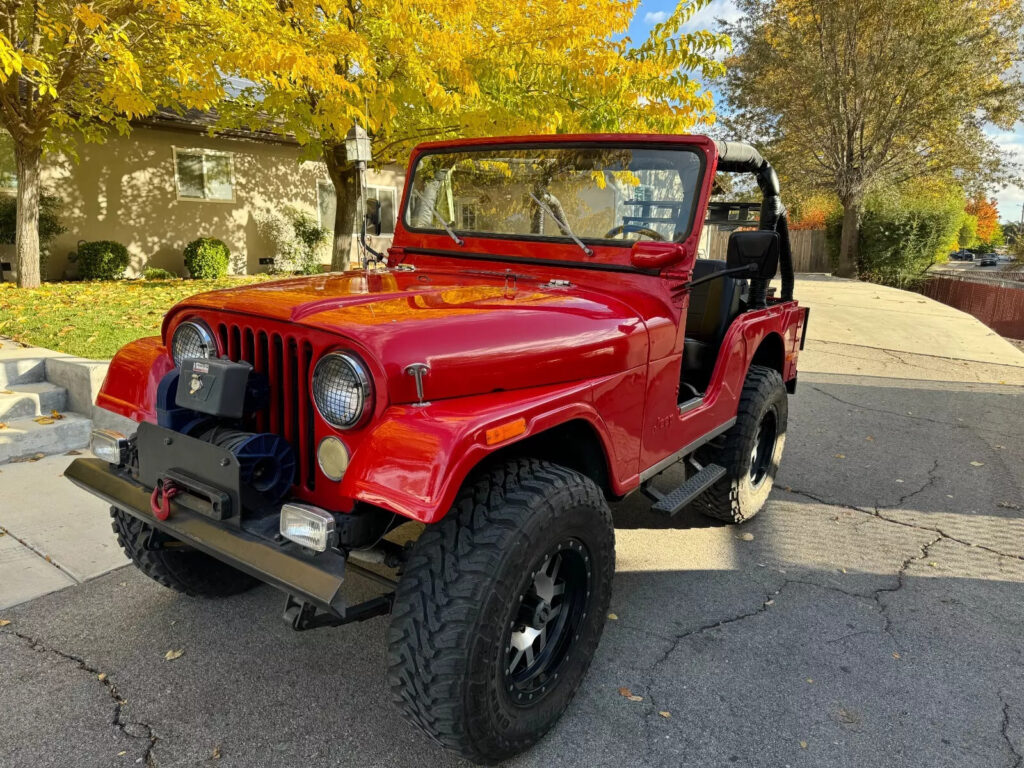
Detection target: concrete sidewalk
<box><xmin>0</xmin><ymin>451</ymin><xmax>127</xmax><ymax>608</ymax></box>
<box><xmin>790</xmin><ymin>274</ymin><xmax>1024</xmax><ymax>384</ymax></box>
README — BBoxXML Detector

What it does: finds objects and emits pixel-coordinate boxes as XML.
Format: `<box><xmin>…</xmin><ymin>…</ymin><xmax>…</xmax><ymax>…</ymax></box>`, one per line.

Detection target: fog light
<box><xmin>90</xmin><ymin>429</ymin><xmax>127</xmax><ymax>466</ymax></box>
<box><xmin>317</xmin><ymin>436</ymin><xmax>350</xmax><ymax>481</ymax></box>
<box><xmin>280</xmin><ymin>503</ymin><xmax>336</xmax><ymax>552</ymax></box>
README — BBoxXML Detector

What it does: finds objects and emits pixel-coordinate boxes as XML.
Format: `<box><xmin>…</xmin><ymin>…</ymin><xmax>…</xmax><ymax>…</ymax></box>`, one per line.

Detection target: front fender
<box><xmin>96</xmin><ymin>336</ymin><xmax>174</xmax><ymax>424</ymax></box>
<box><xmin>340</xmin><ymin>380</ymin><xmax>620</xmax><ymax>524</ymax></box>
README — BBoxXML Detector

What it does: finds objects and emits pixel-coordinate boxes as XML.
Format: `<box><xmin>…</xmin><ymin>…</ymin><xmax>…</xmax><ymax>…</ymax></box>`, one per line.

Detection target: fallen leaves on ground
<box><xmin>50</xmin><ymin>410</ymin><xmax>64</xmax><ymax>420</ymax></box>
<box><xmin>10</xmin><ymin>453</ymin><xmax>45</xmax><ymax>462</ymax></box>
<box><xmin>618</xmin><ymin>687</ymin><xmax>643</xmax><ymax>702</ymax></box>
<box><xmin>164</xmin><ymin>649</ymin><xmax>184</xmax><ymax>661</ymax></box>
<box><xmin>33</xmin><ymin>416</ymin><xmax>54</xmax><ymax>425</ymax></box>
<box><xmin>0</xmin><ymin>423</ymin><xmax>7</xmax><ymax>430</ymax></box>
<box><xmin>658</xmin><ymin>711</ymin><xmax>671</xmax><ymax>718</ymax></box>
<box><xmin>607</xmin><ymin>613</ymin><xmax>618</xmax><ymax>620</ymax></box>
<box><xmin>970</xmin><ymin>461</ymin><xmax>984</xmax><ymax>467</ymax></box>
<box><xmin>97</xmin><ymin>673</ymin><xmax>107</xmax><ymax>681</ymax></box>
<box><xmin>739</xmin><ymin>532</ymin><xmax>755</xmax><ymax>541</ymax></box>
<box><xmin>0</xmin><ymin>619</ymin><xmax>10</xmax><ymax>627</ymax></box>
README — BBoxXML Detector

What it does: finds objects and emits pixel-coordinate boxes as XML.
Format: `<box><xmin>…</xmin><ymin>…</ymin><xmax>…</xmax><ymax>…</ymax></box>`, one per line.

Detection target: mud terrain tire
<box><xmin>387</xmin><ymin>459</ymin><xmax>615</xmax><ymax>763</ymax></box>
<box><xmin>111</xmin><ymin>507</ymin><xmax>259</xmax><ymax>597</ymax></box>
<box><xmin>696</xmin><ymin>364</ymin><xmax>788</xmax><ymax>523</ymax></box>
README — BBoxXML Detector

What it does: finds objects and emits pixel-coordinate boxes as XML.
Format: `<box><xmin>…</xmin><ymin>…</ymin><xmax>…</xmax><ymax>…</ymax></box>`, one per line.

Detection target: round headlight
<box><xmin>171</xmin><ymin>320</ymin><xmax>217</xmax><ymax>365</ymax></box>
<box><xmin>312</xmin><ymin>352</ymin><xmax>373</xmax><ymax>429</ymax></box>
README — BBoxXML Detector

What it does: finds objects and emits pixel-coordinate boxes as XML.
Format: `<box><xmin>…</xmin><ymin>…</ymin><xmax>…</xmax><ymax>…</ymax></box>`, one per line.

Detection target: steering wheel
<box><xmin>604</xmin><ymin>224</ymin><xmax>665</xmax><ymax>241</ymax></box>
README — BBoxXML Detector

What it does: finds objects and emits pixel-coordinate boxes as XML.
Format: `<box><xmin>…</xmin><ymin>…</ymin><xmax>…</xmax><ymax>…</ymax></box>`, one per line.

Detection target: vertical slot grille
<box><xmin>217</xmin><ymin>321</ymin><xmax>317</xmax><ymax>491</ymax></box>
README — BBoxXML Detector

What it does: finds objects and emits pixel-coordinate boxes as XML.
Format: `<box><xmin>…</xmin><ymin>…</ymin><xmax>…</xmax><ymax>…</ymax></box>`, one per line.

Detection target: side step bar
<box><xmin>645</xmin><ymin>463</ymin><xmax>727</xmax><ymax>516</ymax></box>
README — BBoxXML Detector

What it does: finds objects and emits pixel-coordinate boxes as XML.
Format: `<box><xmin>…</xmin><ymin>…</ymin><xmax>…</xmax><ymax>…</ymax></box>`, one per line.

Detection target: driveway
<box><xmin>2</xmin><ymin>276</ymin><xmax>1023</xmax><ymax>768</ymax></box>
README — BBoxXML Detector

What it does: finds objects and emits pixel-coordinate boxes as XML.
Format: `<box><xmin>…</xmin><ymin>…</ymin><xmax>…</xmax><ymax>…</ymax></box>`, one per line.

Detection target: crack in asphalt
<box><xmin>1001</xmin><ymin>696</ymin><xmax>1023</xmax><ymax>768</ymax></box>
<box><xmin>636</xmin><ymin>581</ymin><xmax>785</xmax><ymax>763</ymax></box>
<box><xmin>883</xmin><ymin>458</ymin><xmax>941</xmax><ymax>510</ymax></box>
<box><xmin>781</xmin><ymin>483</ymin><xmax>1024</xmax><ymax>565</ymax></box>
<box><xmin>806</xmin><ymin>385</ymin><xmax>1019</xmax><ymax>440</ymax></box>
<box><xmin>871</xmin><ymin>534</ymin><xmax>943</xmax><ymax>646</ymax></box>
<box><xmin>1</xmin><ymin>628</ymin><xmax>159</xmax><ymax>766</ymax></box>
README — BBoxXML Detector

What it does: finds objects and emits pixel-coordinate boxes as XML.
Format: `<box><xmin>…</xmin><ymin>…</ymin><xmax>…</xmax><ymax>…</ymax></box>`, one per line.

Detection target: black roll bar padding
<box><xmin>714</xmin><ymin>141</ymin><xmax>794</xmax><ymax>302</ymax></box>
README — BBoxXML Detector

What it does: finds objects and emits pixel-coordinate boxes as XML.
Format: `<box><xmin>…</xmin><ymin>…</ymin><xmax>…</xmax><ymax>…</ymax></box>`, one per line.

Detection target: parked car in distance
<box><xmin>978</xmin><ymin>254</ymin><xmax>999</xmax><ymax>267</ymax></box>
<box><xmin>949</xmin><ymin>250</ymin><xmax>974</xmax><ymax>261</ymax></box>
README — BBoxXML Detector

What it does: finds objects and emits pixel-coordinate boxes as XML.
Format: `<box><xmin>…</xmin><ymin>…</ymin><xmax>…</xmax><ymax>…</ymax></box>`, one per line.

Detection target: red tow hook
<box><xmin>150</xmin><ymin>479</ymin><xmax>180</xmax><ymax>522</ymax></box>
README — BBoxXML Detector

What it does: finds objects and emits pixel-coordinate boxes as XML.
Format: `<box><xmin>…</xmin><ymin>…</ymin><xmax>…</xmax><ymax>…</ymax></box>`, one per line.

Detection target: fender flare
<box><xmin>339</xmin><ymin>380</ymin><xmax>621</xmax><ymax>524</ymax></box>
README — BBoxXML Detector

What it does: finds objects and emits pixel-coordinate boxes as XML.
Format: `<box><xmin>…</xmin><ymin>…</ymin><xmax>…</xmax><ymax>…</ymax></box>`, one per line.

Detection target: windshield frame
<box><xmin>400</xmin><ymin>140</ymin><xmax>707</xmax><ymax>250</ymax></box>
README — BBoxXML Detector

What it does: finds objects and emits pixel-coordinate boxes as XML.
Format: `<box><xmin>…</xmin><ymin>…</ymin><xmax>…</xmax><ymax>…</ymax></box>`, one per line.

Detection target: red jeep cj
<box><xmin>69</xmin><ymin>134</ymin><xmax>808</xmax><ymax>763</ymax></box>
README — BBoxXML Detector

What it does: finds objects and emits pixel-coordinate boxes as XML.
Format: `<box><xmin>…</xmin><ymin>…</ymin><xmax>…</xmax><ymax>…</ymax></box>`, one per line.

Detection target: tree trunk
<box><xmin>324</xmin><ymin>146</ymin><xmax>360</xmax><ymax>272</ymax></box>
<box><xmin>414</xmin><ymin>176</ymin><xmax>444</xmax><ymax>228</ymax></box>
<box><xmin>14</xmin><ymin>143</ymin><xmax>42</xmax><ymax>288</ymax></box>
<box><xmin>835</xmin><ymin>195</ymin><xmax>861</xmax><ymax>278</ymax></box>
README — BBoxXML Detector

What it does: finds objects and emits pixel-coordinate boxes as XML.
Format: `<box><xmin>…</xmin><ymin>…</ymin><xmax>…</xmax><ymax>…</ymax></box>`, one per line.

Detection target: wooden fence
<box><xmin>701</xmin><ymin>227</ymin><xmax>829</xmax><ymax>273</ymax></box>
<box><xmin>920</xmin><ymin>274</ymin><xmax>1024</xmax><ymax>340</ymax></box>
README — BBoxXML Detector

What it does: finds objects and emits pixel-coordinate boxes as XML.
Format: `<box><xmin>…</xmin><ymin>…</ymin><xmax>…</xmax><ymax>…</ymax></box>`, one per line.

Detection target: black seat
<box><xmin>682</xmin><ymin>259</ymin><xmax>744</xmax><ymax>396</ymax></box>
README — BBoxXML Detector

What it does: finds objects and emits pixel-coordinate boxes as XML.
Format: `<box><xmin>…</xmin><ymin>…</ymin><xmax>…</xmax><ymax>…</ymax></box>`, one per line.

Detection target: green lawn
<box><xmin>0</xmin><ymin>276</ymin><xmax>274</xmax><ymax>359</ymax></box>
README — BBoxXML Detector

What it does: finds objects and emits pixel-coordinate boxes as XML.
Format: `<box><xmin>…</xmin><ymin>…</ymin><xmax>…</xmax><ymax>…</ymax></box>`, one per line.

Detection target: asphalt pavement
<box><xmin>2</xmin><ymin>276</ymin><xmax>1023</xmax><ymax>768</ymax></box>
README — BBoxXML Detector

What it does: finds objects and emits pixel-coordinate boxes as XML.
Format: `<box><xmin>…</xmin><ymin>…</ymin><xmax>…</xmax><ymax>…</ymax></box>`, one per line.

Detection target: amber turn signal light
<box><xmin>485</xmin><ymin>418</ymin><xmax>527</xmax><ymax>445</ymax></box>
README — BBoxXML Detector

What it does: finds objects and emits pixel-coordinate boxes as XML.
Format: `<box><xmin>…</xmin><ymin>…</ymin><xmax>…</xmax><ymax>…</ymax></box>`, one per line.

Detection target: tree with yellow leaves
<box><xmin>0</xmin><ymin>0</ymin><xmax>222</xmax><ymax>288</ymax></box>
<box><xmin>213</xmin><ymin>0</ymin><xmax>729</xmax><ymax>268</ymax></box>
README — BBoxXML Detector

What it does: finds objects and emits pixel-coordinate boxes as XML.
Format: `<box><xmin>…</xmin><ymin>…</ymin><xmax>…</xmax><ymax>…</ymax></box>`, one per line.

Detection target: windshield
<box><xmin>404</xmin><ymin>145</ymin><xmax>703</xmax><ymax>245</ymax></box>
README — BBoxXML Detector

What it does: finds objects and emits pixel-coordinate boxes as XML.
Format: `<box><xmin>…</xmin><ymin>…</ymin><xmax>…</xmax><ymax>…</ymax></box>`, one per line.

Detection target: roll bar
<box><xmin>714</xmin><ymin>141</ymin><xmax>794</xmax><ymax>303</ymax></box>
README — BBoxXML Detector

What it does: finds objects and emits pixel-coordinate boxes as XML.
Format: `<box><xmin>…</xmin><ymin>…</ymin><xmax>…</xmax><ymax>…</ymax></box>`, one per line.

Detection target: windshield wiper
<box><xmin>528</xmin><ymin>190</ymin><xmax>593</xmax><ymax>256</ymax></box>
<box><xmin>412</xmin><ymin>190</ymin><xmax>464</xmax><ymax>246</ymax></box>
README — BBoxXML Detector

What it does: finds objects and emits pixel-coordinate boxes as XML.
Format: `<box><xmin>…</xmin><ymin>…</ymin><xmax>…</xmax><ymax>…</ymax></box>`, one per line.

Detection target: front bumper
<box><xmin>65</xmin><ymin>458</ymin><xmax>348</xmax><ymax>613</ymax></box>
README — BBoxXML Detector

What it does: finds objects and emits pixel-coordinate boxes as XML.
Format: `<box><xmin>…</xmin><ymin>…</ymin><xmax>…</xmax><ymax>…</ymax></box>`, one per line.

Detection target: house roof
<box><xmin>134</xmin><ymin>107</ymin><xmax>299</xmax><ymax>146</ymax></box>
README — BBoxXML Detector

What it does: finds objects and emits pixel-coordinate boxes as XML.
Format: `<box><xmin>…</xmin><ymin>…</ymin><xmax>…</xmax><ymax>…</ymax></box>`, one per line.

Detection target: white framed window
<box><xmin>456</xmin><ymin>199</ymin><xmax>478</xmax><ymax>230</ymax></box>
<box><xmin>361</xmin><ymin>185</ymin><xmax>397</xmax><ymax>235</ymax></box>
<box><xmin>316</xmin><ymin>181</ymin><xmax>397</xmax><ymax>236</ymax></box>
<box><xmin>173</xmin><ymin>147</ymin><xmax>235</xmax><ymax>202</ymax></box>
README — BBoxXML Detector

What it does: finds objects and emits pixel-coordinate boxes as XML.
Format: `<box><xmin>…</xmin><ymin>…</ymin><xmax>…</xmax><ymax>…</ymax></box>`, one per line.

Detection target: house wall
<box><xmin>40</xmin><ymin>126</ymin><xmax>405</xmax><ymax>279</ymax></box>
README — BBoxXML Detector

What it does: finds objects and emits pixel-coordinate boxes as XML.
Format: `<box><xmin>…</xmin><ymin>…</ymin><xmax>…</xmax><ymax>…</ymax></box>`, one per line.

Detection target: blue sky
<box><xmin>627</xmin><ymin>0</ymin><xmax>1024</xmax><ymax>225</ymax></box>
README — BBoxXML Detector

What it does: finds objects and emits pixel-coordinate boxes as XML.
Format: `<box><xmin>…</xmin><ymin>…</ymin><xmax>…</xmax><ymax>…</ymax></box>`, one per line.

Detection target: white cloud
<box><xmin>986</xmin><ymin>126</ymin><xmax>1024</xmax><ymax>223</ymax></box>
<box><xmin>681</xmin><ymin>0</ymin><xmax>742</xmax><ymax>33</ymax></box>
<box><xmin>644</xmin><ymin>10</ymin><xmax>668</xmax><ymax>24</ymax></box>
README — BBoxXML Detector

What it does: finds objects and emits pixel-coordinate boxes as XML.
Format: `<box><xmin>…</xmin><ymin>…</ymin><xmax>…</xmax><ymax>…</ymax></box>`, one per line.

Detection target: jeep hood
<box><xmin>171</xmin><ymin>270</ymin><xmax>649</xmax><ymax>404</ymax></box>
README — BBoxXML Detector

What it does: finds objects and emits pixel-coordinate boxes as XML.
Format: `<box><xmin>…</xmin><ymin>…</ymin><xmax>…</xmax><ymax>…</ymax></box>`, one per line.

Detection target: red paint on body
<box><xmin>99</xmin><ymin>134</ymin><xmax>807</xmax><ymax>523</ymax></box>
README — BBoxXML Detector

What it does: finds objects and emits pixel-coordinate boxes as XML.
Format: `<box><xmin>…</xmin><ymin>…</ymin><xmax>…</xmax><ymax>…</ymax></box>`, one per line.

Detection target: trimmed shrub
<box><xmin>826</xmin><ymin>179</ymin><xmax>965</xmax><ymax>288</ymax></box>
<box><xmin>77</xmin><ymin>240</ymin><xmax>130</xmax><ymax>281</ymax></box>
<box><xmin>143</xmin><ymin>267</ymin><xmax>177</xmax><ymax>280</ymax></box>
<box><xmin>255</xmin><ymin>206</ymin><xmax>328</xmax><ymax>275</ymax></box>
<box><xmin>184</xmin><ymin>237</ymin><xmax>230</xmax><ymax>279</ymax></box>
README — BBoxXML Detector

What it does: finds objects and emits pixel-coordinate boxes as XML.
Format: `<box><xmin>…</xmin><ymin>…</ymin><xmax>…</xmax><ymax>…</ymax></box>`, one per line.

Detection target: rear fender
<box><xmin>340</xmin><ymin>381</ymin><xmax>620</xmax><ymax>524</ymax></box>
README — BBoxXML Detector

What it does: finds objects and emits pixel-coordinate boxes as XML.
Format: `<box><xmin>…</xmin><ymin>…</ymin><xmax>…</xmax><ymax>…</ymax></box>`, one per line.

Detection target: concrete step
<box><xmin>0</xmin><ymin>412</ymin><xmax>91</xmax><ymax>463</ymax></box>
<box><xmin>0</xmin><ymin>356</ymin><xmax>49</xmax><ymax>387</ymax></box>
<box><xmin>0</xmin><ymin>382</ymin><xmax>69</xmax><ymax>420</ymax></box>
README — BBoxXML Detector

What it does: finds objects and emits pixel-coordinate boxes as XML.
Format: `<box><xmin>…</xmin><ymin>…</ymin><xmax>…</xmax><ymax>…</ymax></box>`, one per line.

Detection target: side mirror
<box><xmin>364</xmin><ymin>198</ymin><xmax>382</xmax><ymax>236</ymax></box>
<box><xmin>727</xmin><ymin>230</ymin><xmax>779</xmax><ymax>279</ymax></box>
<box><xmin>630</xmin><ymin>241</ymin><xmax>688</xmax><ymax>270</ymax></box>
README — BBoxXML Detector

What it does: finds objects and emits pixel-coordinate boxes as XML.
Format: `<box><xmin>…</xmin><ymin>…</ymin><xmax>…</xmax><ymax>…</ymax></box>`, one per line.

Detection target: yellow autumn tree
<box><xmin>211</xmin><ymin>0</ymin><xmax>729</xmax><ymax>267</ymax></box>
<box><xmin>0</xmin><ymin>0</ymin><xmax>223</xmax><ymax>288</ymax></box>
